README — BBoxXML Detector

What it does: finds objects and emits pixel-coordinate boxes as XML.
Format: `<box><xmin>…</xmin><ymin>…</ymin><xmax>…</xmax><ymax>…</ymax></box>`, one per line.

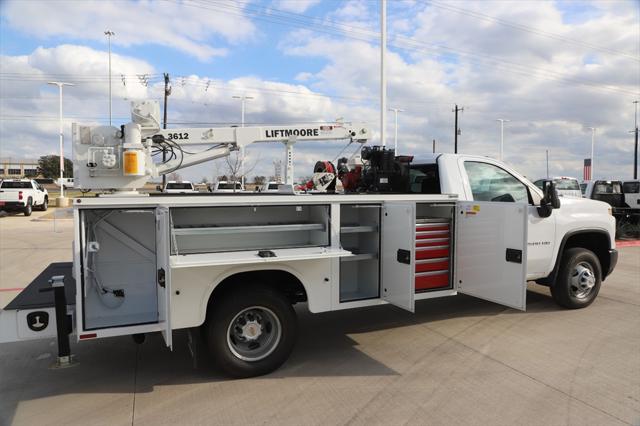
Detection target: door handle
<box><xmin>397</xmin><ymin>249</ymin><xmax>411</xmax><ymax>265</ymax></box>
<box><xmin>505</xmin><ymin>249</ymin><xmax>522</xmax><ymax>264</ymax></box>
<box><xmin>157</xmin><ymin>268</ymin><xmax>166</xmax><ymax>288</ymax></box>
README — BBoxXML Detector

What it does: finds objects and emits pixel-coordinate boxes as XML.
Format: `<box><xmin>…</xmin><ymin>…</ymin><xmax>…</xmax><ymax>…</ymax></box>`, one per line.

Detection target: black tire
<box><xmin>39</xmin><ymin>197</ymin><xmax>48</xmax><ymax>211</ymax></box>
<box><xmin>551</xmin><ymin>248</ymin><xmax>602</xmax><ymax>309</ymax></box>
<box><xmin>23</xmin><ymin>199</ymin><xmax>32</xmax><ymax>216</ymax></box>
<box><xmin>204</xmin><ymin>285</ymin><xmax>297</xmax><ymax>378</ymax></box>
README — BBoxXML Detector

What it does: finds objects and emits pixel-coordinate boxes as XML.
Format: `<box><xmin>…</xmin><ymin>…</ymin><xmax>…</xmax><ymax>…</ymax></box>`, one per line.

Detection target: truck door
<box><xmin>455</xmin><ymin>201</ymin><xmax>528</xmax><ymax>310</ymax></box>
<box><xmin>156</xmin><ymin>206</ymin><xmax>172</xmax><ymax>348</ymax></box>
<box><xmin>381</xmin><ymin>202</ymin><xmax>415</xmax><ymax>312</ymax></box>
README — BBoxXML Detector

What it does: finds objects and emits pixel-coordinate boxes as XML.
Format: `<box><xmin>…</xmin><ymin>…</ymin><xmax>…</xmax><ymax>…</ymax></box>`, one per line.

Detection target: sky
<box><xmin>0</xmin><ymin>0</ymin><xmax>639</xmax><ymax>183</ymax></box>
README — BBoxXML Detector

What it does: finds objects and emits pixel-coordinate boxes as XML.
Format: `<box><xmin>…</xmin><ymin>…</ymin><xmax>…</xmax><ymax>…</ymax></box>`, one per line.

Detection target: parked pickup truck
<box><xmin>0</xmin><ymin>179</ymin><xmax>48</xmax><ymax>216</ymax></box>
<box><xmin>162</xmin><ymin>181</ymin><xmax>197</xmax><ymax>194</ymax></box>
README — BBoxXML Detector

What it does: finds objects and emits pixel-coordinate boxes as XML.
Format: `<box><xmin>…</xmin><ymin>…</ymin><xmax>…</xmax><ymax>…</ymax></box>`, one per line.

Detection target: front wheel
<box><xmin>204</xmin><ymin>286</ymin><xmax>297</xmax><ymax>378</ymax></box>
<box><xmin>551</xmin><ymin>248</ymin><xmax>602</xmax><ymax>309</ymax></box>
<box><xmin>39</xmin><ymin>197</ymin><xmax>48</xmax><ymax>211</ymax></box>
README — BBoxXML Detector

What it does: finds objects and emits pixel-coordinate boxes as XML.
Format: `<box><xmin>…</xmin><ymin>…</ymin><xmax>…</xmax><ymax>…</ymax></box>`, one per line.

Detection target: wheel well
<box><xmin>208</xmin><ymin>270</ymin><xmax>308</xmax><ymax>310</ymax></box>
<box><xmin>539</xmin><ymin>231</ymin><xmax>610</xmax><ymax>285</ymax></box>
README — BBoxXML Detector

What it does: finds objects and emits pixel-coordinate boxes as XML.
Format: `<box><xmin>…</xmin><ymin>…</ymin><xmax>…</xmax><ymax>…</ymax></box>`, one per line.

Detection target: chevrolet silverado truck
<box><xmin>0</xmin><ymin>179</ymin><xmax>48</xmax><ymax>216</ymax></box>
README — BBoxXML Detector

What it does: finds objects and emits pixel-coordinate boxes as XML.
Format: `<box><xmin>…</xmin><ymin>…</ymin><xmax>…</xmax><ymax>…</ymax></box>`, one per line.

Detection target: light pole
<box><xmin>496</xmin><ymin>118</ymin><xmax>510</xmax><ymax>161</ymax></box>
<box><xmin>47</xmin><ymin>81</ymin><xmax>74</xmax><ymax>200</ymax></box>
<box><xmin>380</xmin><ymin>0</ymin><xmax>387</xmax><ymax>147</ymax></box>
<box><xmin>104</xmin><ymin>30</ymin><xmax>115</xmax><ymax>126</ymax></box>
<box><xmin>388</xmin><ymin>108</ymin><xmax>404</xmax><ymax>153</ymax></box>
<box><xmin>588</xmin><ymin>127</ymin><xmax>596</xmax><ymax>180</ymax></box>
<box><xmin>232</xmin><ymin>95</ymin><xmax>254</xmax><ymax>188</ymax></box>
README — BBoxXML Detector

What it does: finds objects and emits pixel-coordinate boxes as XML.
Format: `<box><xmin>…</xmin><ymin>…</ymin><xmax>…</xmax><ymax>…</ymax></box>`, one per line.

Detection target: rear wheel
<box><xmin>23</xmin><ymin>199</ymin><xmax>32</xmax><ymax>216</ymax></box>
<box><xmin>204</xmin><ymin>286</ymin><xmax>297</xmax><ymax>378</ymax></box>
<box><xmin>551</xmin><ymin>248</ymin><xmax>601</xmax><ymax>309</ymax></box>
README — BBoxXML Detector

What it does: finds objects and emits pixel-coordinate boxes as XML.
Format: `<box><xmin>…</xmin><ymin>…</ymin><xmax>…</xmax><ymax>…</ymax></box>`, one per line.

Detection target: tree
<box><xmin>167</xmin><ymin>172</ymin><xmax>182</xmax><ymax>182</ymax></box>
<box><xmin>38</xmin><ymin>155</ymin><xmax>73</xmax><ymax>179</ymax></box>
<box><xmin>253</xmin><ymin>176</ymin><xmax>266</xmax><ymax>185</ymax></box>
<box><xmin>200</xmin><ymin>176</ymin><xmax>209</xmax><ymax>184</ymax></box>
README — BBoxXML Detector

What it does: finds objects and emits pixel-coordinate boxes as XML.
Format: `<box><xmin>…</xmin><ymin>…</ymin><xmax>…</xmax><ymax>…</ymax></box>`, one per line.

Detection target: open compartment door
<box><xmin>455</xmin><ymin>202</ymin><xmax>527</xmax><ymax>310</ymax></box>
<box><xmin>156</xmin><ymin>206</ymin><xmax>172</xmax><ymax>348</ymax></box>
<box><xmin>381</xmin><ymin>202</ymin><xmax>415</xmax><ymax>312</ymax></box>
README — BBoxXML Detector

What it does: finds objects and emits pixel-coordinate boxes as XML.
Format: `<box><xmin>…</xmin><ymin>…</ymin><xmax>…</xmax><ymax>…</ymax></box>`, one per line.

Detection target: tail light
<box><xmin>18</xmin><ymin>191</ymin><xmax>23</xmax><ymax>200</ymax></box>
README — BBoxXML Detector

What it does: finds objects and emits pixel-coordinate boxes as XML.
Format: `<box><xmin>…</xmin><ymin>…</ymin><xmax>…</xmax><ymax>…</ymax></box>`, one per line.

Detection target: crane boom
<box><xmin>72</xmin><ymin>100</ymin><xmax>369</xmax><ymax>191</ymax></box>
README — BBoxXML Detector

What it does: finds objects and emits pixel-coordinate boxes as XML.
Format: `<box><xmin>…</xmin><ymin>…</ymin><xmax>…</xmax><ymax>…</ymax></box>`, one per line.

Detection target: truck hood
<box><xmin>559</xmin><ymin>195</ymin><xmax>611</xmax><ymax>214</ymax></box>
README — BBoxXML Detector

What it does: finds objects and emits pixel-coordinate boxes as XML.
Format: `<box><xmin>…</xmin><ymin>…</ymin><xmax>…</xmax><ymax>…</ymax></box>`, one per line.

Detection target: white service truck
<box><xmin>0</xmin><ymin>179</ymin><xmax>49</xmax><ymax>216</ymax></box>
<box><xmin>0</xmin><ymin>101</ymin><xmax>617</xmax><ymax>378</ymax></box>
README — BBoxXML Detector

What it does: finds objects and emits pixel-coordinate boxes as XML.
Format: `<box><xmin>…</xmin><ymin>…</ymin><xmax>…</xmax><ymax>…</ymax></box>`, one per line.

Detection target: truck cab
<box><xmin>410</xmin><ymin>154</ymin><xmax>617</xmax><ymax>307</ymax></box>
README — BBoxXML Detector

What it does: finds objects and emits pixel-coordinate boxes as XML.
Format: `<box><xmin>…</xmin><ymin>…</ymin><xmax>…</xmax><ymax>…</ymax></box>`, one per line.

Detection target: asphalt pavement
<box><xmin>0</xmin><ymin>209</ymin><xmax>639</xmax><ymax>426</ymax></box>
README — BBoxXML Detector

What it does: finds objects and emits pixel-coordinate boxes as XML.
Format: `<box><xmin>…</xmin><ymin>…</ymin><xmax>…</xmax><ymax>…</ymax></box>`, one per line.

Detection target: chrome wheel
<box><xmin>570</xmin><ymin>262</ymin><xmax>596</xmax><ymax>300</ymax></box>
<box><xmin>226</xmin><ymin>306</ymin><xmax>281</xmax><ymax>362</ymax></box>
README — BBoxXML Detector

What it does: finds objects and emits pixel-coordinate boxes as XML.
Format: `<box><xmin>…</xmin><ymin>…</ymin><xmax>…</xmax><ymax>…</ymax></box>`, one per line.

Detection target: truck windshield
<box><xmin>0</xmin><ymin>181</ymin><xmax>32</xmax><ymax>189</ymax></box>
<box><xmin>166</xmin><ymin>183</ymin><xmax>193</xmax><ymax>190</ymax></box>
<box><xmin>554</xmin><ymin>179</ymin><xmax>580</xmax><ymax>190</ymax></box>
<box><xmin>267</xmin><ymin>183</ymin><xmax>279</xmax><ymax>190</ymax></box>
<box><xmin>594</xmin><ymin>182</ymin><xmax>622</xmax><ymax>194</ymax></box>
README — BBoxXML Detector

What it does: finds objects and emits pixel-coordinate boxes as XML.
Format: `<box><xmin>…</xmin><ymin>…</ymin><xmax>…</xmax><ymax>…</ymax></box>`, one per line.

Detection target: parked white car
<box><xmin>0</xmin><ymin>179</ymin><xmax>48</xmax><ymax>216</ymax></box>
<box><xmin>212</xmin><ymin>181</ymin><xmax>244</xmax><ymax>193</ymax></box>
<box><xmin>55</xmin><ymin>177</ymin><xmax>75</xmax><ymax>189</ymax></box>
<box><xmin>534</xmin><ymin>177</ymin><xmax>582</xmax><ymax>198</ymax></box>
<box><xmin>163</xmin><ymin>181</ymin><xmax>198</xmax><ymax>194</ymax></box>
<box><xmin>259</xmin><ymin>181</ymin><xmax>281</xmax><ymax>193</ymax></box>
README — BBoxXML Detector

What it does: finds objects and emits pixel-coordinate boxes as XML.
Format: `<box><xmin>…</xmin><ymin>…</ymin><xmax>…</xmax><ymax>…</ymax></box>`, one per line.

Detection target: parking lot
<box><xmin>1</xmin><ymin>209</ymin><xmax>639</xmax><ymax>426</ymax></box>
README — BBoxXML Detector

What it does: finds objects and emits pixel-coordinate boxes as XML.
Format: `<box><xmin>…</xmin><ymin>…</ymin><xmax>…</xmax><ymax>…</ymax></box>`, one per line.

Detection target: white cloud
<box><xmin>273</xmin><ymin>0</ymin><xmax>320</xmax><ymax>14</ymax></box>
<box><xmin>1</xmin><ymin>0</ymin><xmax>258</xmax><ymax>61</ymax></box>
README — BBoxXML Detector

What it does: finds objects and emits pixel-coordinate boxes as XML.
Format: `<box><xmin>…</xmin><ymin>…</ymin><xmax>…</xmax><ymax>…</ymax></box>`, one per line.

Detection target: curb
<box><xmin>616</xmin><ymin>240</ymin><xmax>640</xmax><ymax>248</ymax></box>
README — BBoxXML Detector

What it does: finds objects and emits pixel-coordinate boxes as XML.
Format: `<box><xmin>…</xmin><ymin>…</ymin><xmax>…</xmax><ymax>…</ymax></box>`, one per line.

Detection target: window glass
<box><xmin>1</xmin><ymin>181</ymin><xmax>32</xmax><ymax>189</ymax></box>
<box><xmin>594</xmin><ymin>181</ymin><xmax>622</xmax><ymax>194</ymax></box>
<box><xmin>554</xmin><ymin>178</ymin><xmax>580</xmax><ymax>190</ymax></box>
<box><xmin>464</xmin><ymin>162</ymin><xmax>528</xmax><ymax>203</ymax></box>
<box><xmin>166</xmin><ymin>183</ymin><xmax>193</xmax><ymax>190</ymax></box>
<box><xmin>533</xmin><ymin>180</ymin><xmax>544</xmax><ymax>190</ymax></box>
<box><xmin>409</xmin><ymin>164</ymin><xmax>440</xmax><ymax>194</ymax></box>
<box><xmin>580</xmin><ymin>183</ymin><xmax>587</xmax><ymax>194</ymax></box>
<box><xmin>623</xmin><ymin>182</ymin><xmax>640</xmax><ymax>194</ymax></box>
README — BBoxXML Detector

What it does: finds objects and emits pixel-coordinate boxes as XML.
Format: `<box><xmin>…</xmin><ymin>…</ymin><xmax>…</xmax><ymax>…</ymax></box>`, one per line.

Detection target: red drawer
<box><xmin>416</xmin><ymin>238</ymin><xmax>449</xmax><ymax>248</ymax></box>
<box><xmin>416</xmin><ymin>230</ymin><xmax>449</xmax><ymax>239</ymax></box>
<box><xmin>415</xmin><ymin>258</ymin><xmax>449</xmax><ymax>273</ymax></box>
<box><xmin>416</xmin><ymin>246</ymin><xmax>449</xmax><ymax>259</ymax></box>
<box><xmin>416</xmin><ymin>225</ymin><xmax>449</xmax><ymax>232</ymax></box>
<box><xmin>415</xmin><ymin>271</ymin><xmax>449</xmax><ymax>290</ymax></box>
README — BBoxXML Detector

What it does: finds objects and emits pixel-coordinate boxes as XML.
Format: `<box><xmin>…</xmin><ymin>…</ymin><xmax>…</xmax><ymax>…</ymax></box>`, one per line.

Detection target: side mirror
<box><xmin>537</xmin><ymin>180</ymin><xmax>560</xmax><ymax>217</ymax></box>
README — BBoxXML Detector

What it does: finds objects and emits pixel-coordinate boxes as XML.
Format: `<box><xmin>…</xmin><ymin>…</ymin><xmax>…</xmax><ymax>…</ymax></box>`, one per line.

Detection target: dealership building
<box><xmin>0</xmin><ymin>158</ymin><xmax>39</xmax><ymax>178</ymax></box>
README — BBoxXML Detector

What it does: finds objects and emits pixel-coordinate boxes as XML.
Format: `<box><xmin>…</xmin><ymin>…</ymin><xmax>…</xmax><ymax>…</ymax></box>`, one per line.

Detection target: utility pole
<box><xmin>546</xmin><ymin>149</ymin><xmax>549</xmax><ymax>178</ymax></box>
<box><xmin>162</xmin><ymin>73</ymin><xmax>171</xmax><ymax>188</ymax></box>
<box><xmin>453</xmin><ymin>104</ymin><xmax>463</xmax><ymax>153</ymax></box>
<box><xmin>233</xmin><ymin>95</ymin><xmax>254</xmax><ymax>187</ymax></box>
<box><xmin>104</xmin><ymin>30</ymin><xmax>115</xmax><ymax>126</ymax></box>
<box><xmin>588</xmin><ymin>127</ymin><xmax>597</xmax><ymax>180</ymax></box>
<box><xmin>380</xmin><ymin>0</ymin><xmax>387</xmax><ymax>147</ymax></box>
<box><xmin>47</xmin><ymin>82</ymin><xmax>74</xmax><ymax>202</ymax></box>
<box><xmin>433</xmin><ymin>139</ymin><xmax>436</xmax><ymax>153</ymax></box>
<box><xmin>633</xmin><ymin>100</ymin><xmax>638</xmax><ymax>179</ymax></box>
<box><xmin>496</xmin><ymin>118</ymin><xmax>510</xmax><ymax>161</ymax></box>
<box><xmin>388</xmin><ymin>107</ymin><xmax>404</xmax><ymax>152</ymax></box>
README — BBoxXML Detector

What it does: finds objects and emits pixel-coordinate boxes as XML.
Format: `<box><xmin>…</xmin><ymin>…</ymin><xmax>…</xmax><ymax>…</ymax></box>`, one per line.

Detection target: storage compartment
<box><xmin>81</xmin><ymin>209</ymin><xmax>159</xmax><ymax>329</ymax></box>
<box><xmin>170</xmin><ymin>205</ymin><xmax>330</xmax><ymax>254</ymax></box>
<box><xmin>414</xmin><ymin>204</ymin><xmax>455</xmax><ymax>292</ymax></box>
<box><xmin>339</xmin><ymin>204</ymin><xmax>380</xmax><ymax>302</ymax></box>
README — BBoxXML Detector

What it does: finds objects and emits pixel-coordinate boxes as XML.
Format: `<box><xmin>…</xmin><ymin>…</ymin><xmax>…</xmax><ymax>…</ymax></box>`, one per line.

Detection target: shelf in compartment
<box><xmin>171</xmin><ymin>246</ymin><xmax>352</xmax><ymax>268</ymax></box>
<box><xmin>340</xmin><ymin>225</ymin><xmax>378</xmax><ymax>234</ymax></box>
<box><xmin>340</xmin><ymin>252</ymin><xmax>377</xmax><ymax>262</ymax></box>
<box><xmin>172</xmin><ymin>223</ymin><xmax>325</xmax><ymax>236</ymax></box>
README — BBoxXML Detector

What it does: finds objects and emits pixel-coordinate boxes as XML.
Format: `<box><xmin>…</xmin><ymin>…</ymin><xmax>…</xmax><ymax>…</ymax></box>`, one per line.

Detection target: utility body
<box><xmin>0</xmin><ymin>101</ymin><xmax>617</xmax><ymax>377</ymax></box>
